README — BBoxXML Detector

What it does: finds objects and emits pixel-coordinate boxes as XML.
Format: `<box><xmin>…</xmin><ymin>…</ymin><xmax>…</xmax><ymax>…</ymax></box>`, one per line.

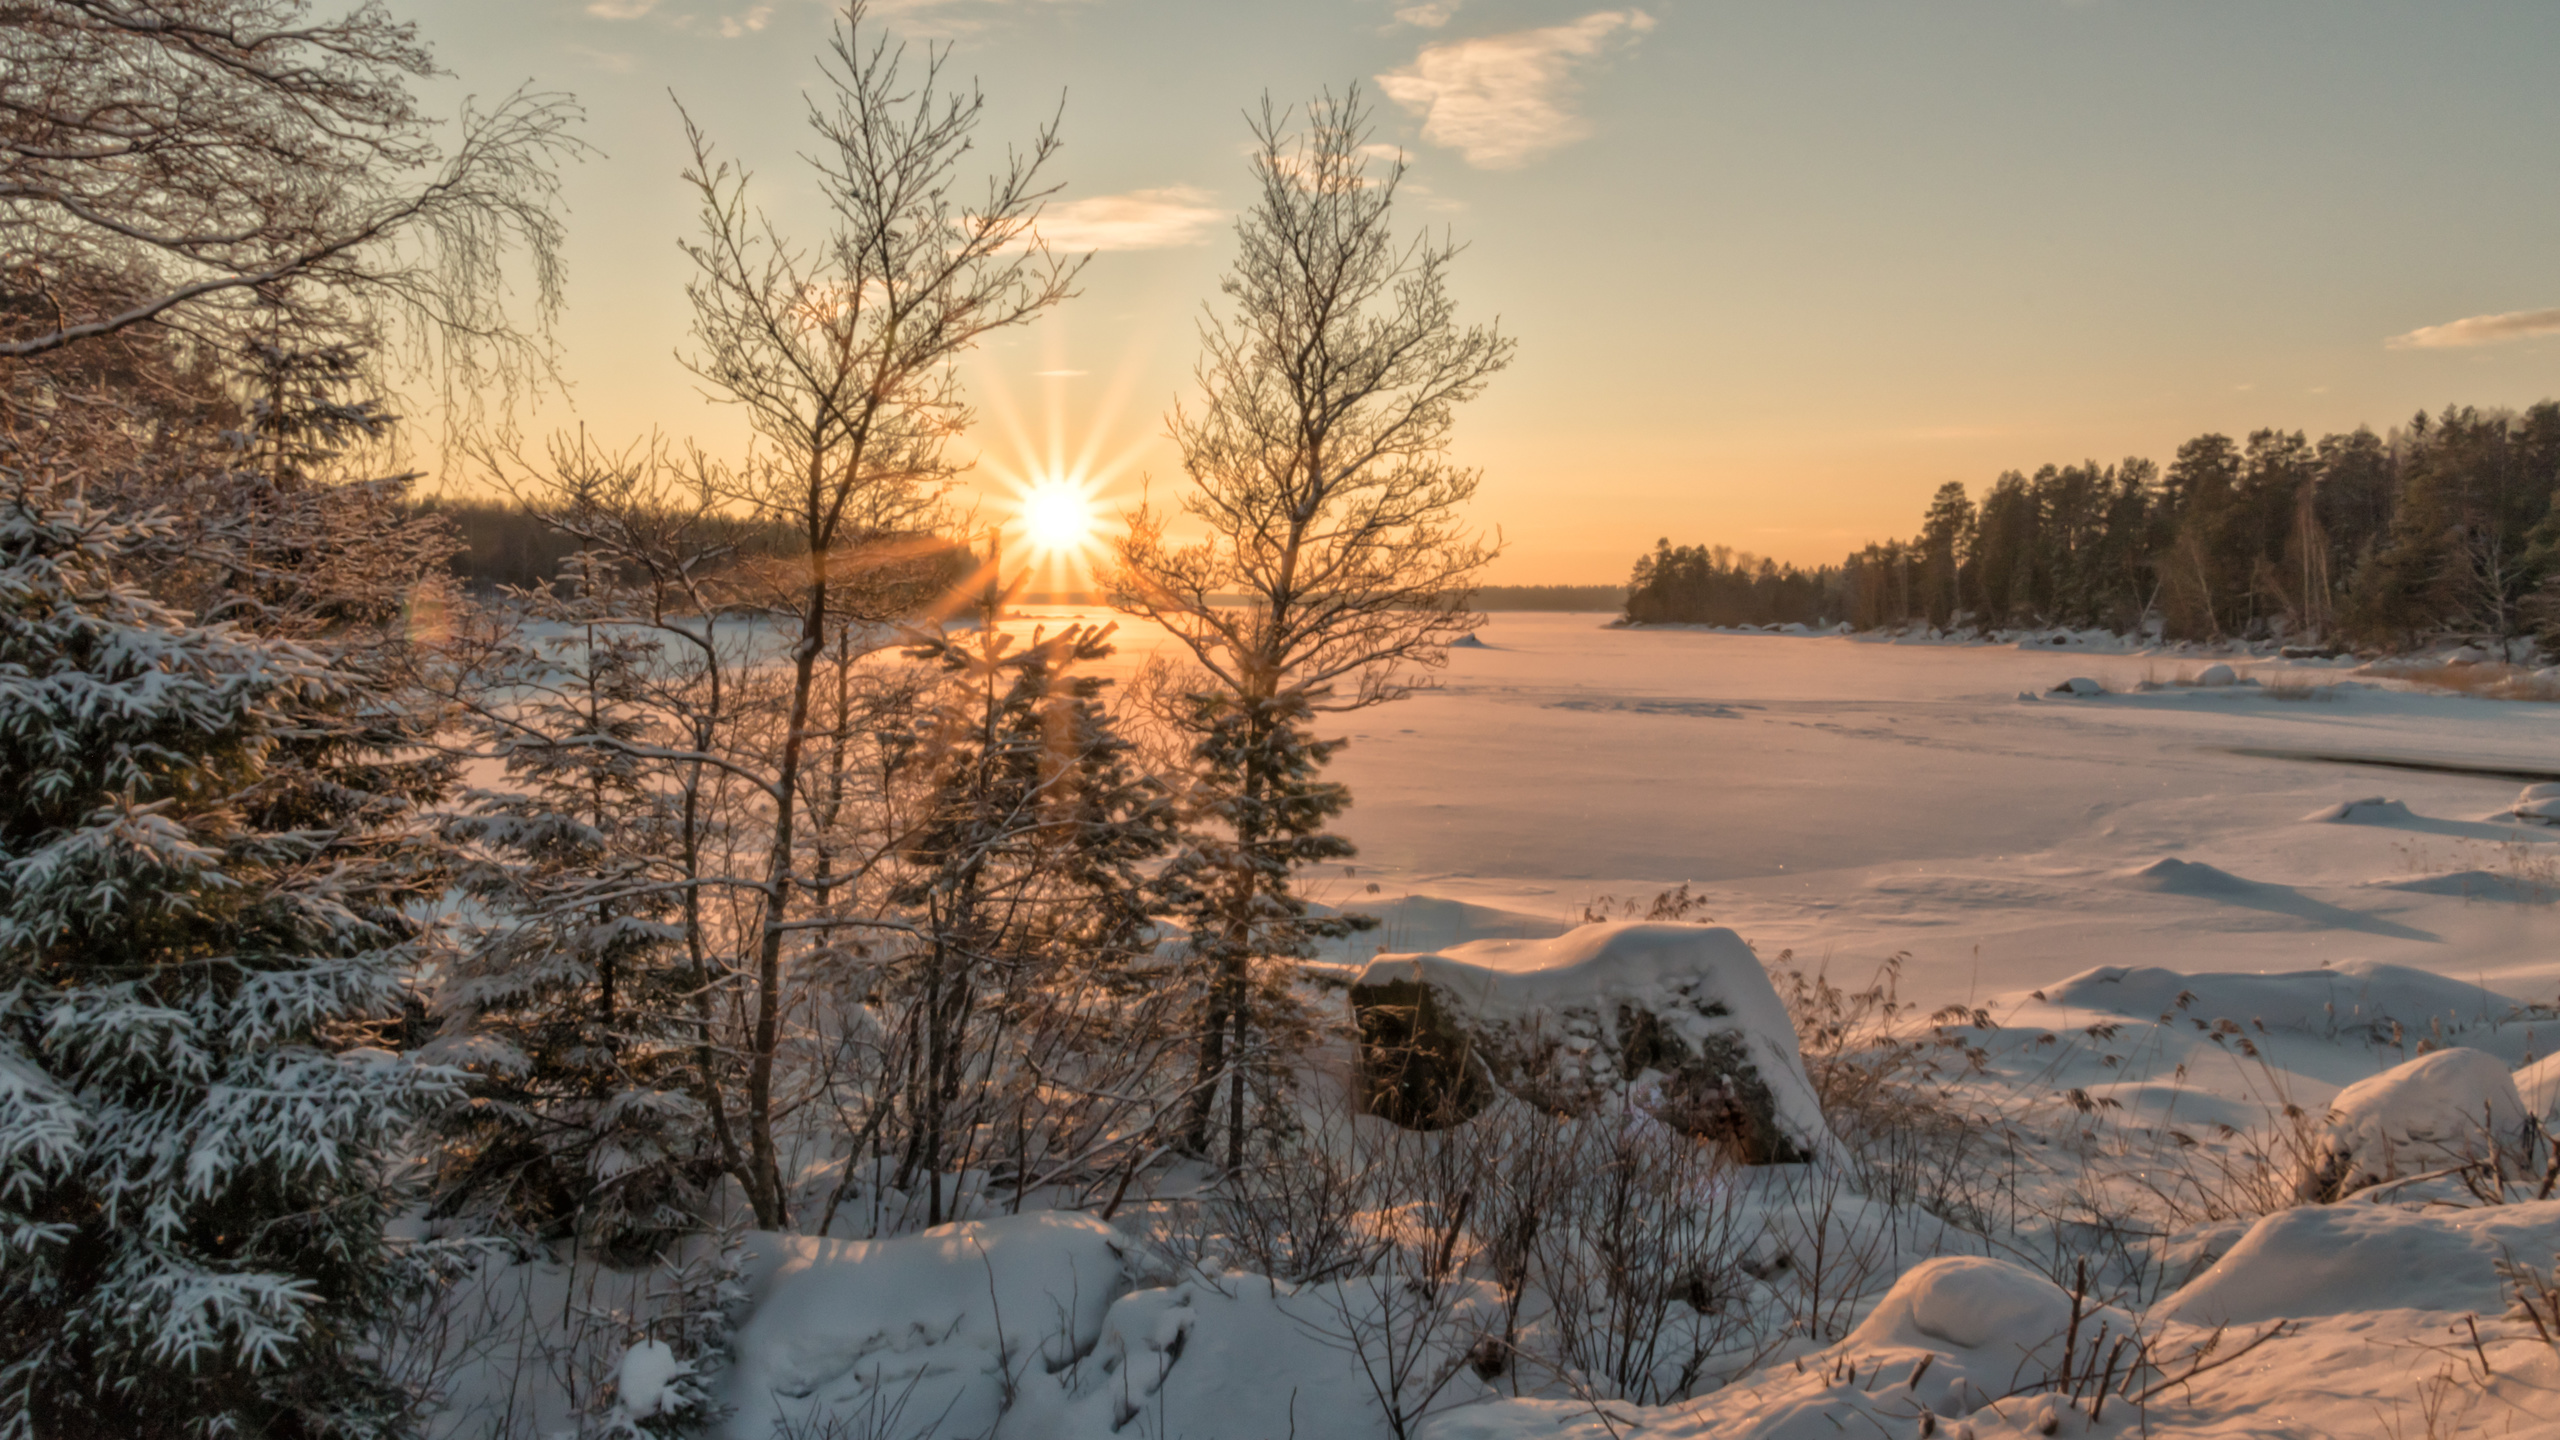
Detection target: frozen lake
<box><xmin>1020</xmin><ymin>608</ymin><xmax>2560</xmax><ymax>1011</ymax></box>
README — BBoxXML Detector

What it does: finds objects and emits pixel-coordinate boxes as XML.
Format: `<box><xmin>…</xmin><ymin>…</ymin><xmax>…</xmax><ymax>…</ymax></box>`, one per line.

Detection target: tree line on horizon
<box><xmin>425</xmin><ymin>499</ymin><xmax>1621</xmax><ymax>611</ymax></box>
<box><xmin>1625</xmin><ymin>401</ymin><xmax>2560</xmax><ymax>649</ymax></box>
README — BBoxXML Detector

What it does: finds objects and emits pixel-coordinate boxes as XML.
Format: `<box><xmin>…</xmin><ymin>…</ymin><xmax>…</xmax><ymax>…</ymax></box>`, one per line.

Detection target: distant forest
<box><xmin>1624</xmin><ymin>401</ymin><xmax>2560</xmax><ymax>648</ymax></box>
<box><xmin>420</xmin><ymin>497</ymin><xmax>973</xmax><ymax>596</ymax></box>
<box><xmin>431</xmin><ymin>501</ymin><xmax>1627</xmax><ymax>614</ymax></box>
<box><xmin>1476</xmin><ymin>584</ymin><xmax>1623</xmax><ymax>611</ymax></box>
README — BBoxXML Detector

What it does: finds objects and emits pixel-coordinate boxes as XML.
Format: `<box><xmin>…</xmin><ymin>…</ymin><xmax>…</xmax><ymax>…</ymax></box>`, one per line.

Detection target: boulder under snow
<box><xmin>2294</xmin><ymin>1047</ymin><xmax>2533</xmax><ymax>1203</ymax></box>
<box><xmin>2511</xmin><ymin>781</ymin><xmax>2560</xmax><ymax>824</ymax></box>
<box><xmin>1349</xmin><ymin>921</ymin><xmax>1830</xmax><ymax>1162</ymax></box>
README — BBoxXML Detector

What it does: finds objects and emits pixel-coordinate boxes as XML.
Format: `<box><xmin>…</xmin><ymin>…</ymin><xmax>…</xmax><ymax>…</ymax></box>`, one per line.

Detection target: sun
<box><xmin>1015</xmin><ymin>476</ymin><xmax>1100</xmax><ymax>557</ymax></box>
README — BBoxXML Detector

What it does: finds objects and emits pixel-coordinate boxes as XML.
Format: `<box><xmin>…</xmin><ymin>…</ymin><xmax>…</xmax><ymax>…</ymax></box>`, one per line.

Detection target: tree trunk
<box><xmin>745</xmin><ymin>527</ymin><xmax>829</xmax><ymax>1230</ymax></box>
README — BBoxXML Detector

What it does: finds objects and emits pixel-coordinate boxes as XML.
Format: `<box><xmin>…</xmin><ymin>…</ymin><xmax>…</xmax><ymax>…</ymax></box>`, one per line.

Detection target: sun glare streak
<box><xmin>965</xmin><ymin>319</ymin><xmax>1161</xmax><ymax>601</ymax></box>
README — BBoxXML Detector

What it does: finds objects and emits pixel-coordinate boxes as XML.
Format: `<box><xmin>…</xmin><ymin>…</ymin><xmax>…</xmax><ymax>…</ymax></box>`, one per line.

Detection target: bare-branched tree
<box><xmin>1111</xmin><ymin>84</ymin><xmax>1512</xmax><ymax>1165</ymax></box>
<box><xmin>637</xmin><ymin>0</ymin><xmax>1079</xmax><ymax>1226</ymax></box>
<box><xmin>0</xmin><ymin>0</ymin><xmax>579</xmax><ymax>426</ymax></box>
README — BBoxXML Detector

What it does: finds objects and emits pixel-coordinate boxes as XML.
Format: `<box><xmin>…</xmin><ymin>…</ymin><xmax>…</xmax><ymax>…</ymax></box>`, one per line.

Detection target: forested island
<box><xmin>1625</xmin><ymin>403</ymin><xmax>2560</xmax><ymax>648</ymax></box>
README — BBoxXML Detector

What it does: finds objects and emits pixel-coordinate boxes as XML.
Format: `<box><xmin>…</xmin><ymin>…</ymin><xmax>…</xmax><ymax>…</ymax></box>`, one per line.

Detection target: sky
<box><xmin>406</xmin><ymin>0</ymin><xmax>2560</xmax><ymax>583</ymax></box>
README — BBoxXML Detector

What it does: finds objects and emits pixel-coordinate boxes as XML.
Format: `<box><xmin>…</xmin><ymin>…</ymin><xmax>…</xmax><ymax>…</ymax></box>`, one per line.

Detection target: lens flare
<box><xmin>1018</xmin><ymin>478</ymin><xmax>1098</xmax><ymax>556</ymax></box>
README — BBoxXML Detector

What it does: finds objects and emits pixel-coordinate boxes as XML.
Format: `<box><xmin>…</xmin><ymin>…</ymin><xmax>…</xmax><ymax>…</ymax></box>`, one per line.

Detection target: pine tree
<box><xmin>0</xmin><ymin>476</ymin><xmax>457</xmax><ymax>1439</ymax></box>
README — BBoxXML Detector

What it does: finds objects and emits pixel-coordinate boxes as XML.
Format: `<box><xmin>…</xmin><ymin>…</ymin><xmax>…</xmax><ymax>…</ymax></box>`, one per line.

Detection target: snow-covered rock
<box><xmin>2295</xmin><ymin>1047</ymin><xmax>2532</xmax><ymax>1202</ymax></box>
<box><xmin>2511</xmin><ymin>782</ymin><xmax>2560</xmax><ymax>824</ymax></box>
<box><xmin>1350</xmin><ymin>922</ymin><xmax>1830</xmax><ymax>1162</ymax></box>
<box><xmin>2051</xmin><ymin>675</ymin><xmax>2103</xmax><ymax>696</ymax></box>
<box><xmin>2195</xmin><ymin>662</ymin><xmax>2238</xmax><ymax>686</ymax></box>
<box><xmin>721</xmin><ymin>1212</ymin><xmax>1130</xmax><ymax>1440</ymax></box>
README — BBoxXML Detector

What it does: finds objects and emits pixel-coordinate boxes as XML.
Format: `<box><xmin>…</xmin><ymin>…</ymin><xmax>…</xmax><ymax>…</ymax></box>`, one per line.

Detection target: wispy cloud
<box><xmin>1031</xmin><ymin>187</ymin><xmax>1223</xmax><ymax>252</ymax></box>
<box><xmin>566</xmin><ymin>43</ymin><xmax>639</xmax><ymax>71</ymax></box>
<box><xmin>1378</xmin><ymin>10</ymin><xmax>1653</xmax><ymax>169</ymax></box>
<box><xmin>1395</xmin><ymin>1</ymin><xmax>1463</xmax><ymax>27</ymax></box>
<box><xmin>2387</xmin><ymin>306</ymin><xmax>2560</xmax><ymax>350</ymax></box>
<box><xmin>861</xmin><ymin>0</ymin><xmax>1082</xmax><ymax>37</ymax></box>
<box><xmin>718</xmin><ymin>4</ymin><xmax>772</xmax><ymax>36</ymax></box>
<box><xmin>585</xmin><ymin>0</ymin><xmax>656</xmax><ymax>17</ymax></box>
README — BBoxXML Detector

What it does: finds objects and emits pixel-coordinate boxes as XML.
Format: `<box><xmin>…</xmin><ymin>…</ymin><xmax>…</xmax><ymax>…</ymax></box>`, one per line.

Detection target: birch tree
<box><xmin>663</xmin><ymin>0</ymin><xmax>1078</xmax><ymax>1226</ymax></box>
<box><xmin>1111</xmin><ymin>86</ymin><xmax>1512</xmax><ymax>1166</ymax></box>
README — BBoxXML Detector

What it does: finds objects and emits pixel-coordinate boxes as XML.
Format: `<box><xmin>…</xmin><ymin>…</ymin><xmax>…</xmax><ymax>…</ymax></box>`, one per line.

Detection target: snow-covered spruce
<box><xmin>1349</xmin><ymin>922</ymin><xmax>1831</xmax><ymax>1162</ymax></box>
<box><xmin>0</xmin><ymin>484</ymin><xmax>456</xmax><ymax>1438</ymax></box>
<box><xmin>430</xmin><ymin>578</ymin><xmax>718</xmax><ymax>1257</ymax></box>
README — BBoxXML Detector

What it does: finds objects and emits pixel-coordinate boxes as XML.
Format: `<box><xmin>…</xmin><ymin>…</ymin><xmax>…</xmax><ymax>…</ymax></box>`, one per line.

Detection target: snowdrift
<box><xmin>2161</xmin><ymin>1199</ymin><xmax>2560</xmax><ymax>1327</ymax></box>
<box><xmin>721</xmin><ymin>1213</ymin><xmax>1130</xmax><ymax>1440</ymax></box>
<box><xmin>2037</xmin><ymin>959</ymin><xmax>2519</xmax><ymax>1038</ymax></box>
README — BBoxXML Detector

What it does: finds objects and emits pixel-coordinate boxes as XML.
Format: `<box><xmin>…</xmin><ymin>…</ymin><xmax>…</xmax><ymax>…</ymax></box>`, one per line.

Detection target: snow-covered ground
<box><xmin>438</xmin><ymin>612</ymin><xmax>2560</xmax><ymax>1440</ymax></box>
<box><xmin>1026</xmin><ymin>608</ymin><xmax>2560</xmax><ymax>1013</ymax></box>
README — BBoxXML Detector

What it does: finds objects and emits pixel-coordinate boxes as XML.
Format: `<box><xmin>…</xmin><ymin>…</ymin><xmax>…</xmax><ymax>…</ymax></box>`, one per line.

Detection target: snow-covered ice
<box><xmin>1174</xmin><ymin>613</ymin><xmax>2560</xmax><ymax>1012</ymax></box>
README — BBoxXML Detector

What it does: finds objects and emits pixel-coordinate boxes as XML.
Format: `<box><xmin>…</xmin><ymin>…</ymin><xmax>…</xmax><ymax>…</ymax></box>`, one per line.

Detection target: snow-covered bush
<box><xmin>0</xmin><ymin>481</ymin><xmax>458</xmax><ymax>1437</ymax></box>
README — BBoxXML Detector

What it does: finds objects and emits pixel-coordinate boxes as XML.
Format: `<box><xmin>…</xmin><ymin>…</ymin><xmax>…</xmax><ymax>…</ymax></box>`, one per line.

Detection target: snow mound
<box><xmin>2116</xmin><ymin>857</ymin><xmax>2254</xmax><ymax>894</ymax></box>
<box><xmin>2511</xmin><ymin>784</ymin><xmax>2560</xmax><ymax>824</ymax></box>
<box><xmin>614</xmin><ymin>1339</ymin><xmax>692</xmax><ymax>1423</ymax></box>
<box><xmin>2295</xmin><ymin>1047</ymin><xmax>2531</xmax><ymax>1202</ymax></box>
<box><xmin>2050</xmin><ymin>675</ymin><xmax>2103</xmax><ymax>696</ymax></box>
<box><xmin>2161</xmin><ymin>1199</ymin><xmax>2560</xmax><ymax>1327</ymax></box>
<box><xmin>2515</xmin><ymin>1052</ymin><xmax>2560</xmax><ymax>1122</ymax></box>
<box><xmin>721</xmin><ymin>1212</ymin><xmax>1129</xmax><ymax>1440</ymax></box>
<box><xmin>1024</xmin><ymin>1276</ymin><xmax>1504</xmax><ymax>1440</ymax></box>
<box><xmin>1822</xmin><ymin>1257</ymin><xmax>2136</xmax><ymax>1427</ymax></box>
<box><xmin>2195</xmin><ymin>662</ymin><xmax>2238</xmax><ymax>686</ymax></box>
<box><xmin>1351</xmin><ymin>923</ymin><xmax>1830</xmax><ymax>1161</ymax></box>
<box><xmin>1424</xmin><ymin>1258</ymin><xmax>2127</xmax><ymax>1440</ymax></box>
<box><xmin>2036</xmin><ymin>960</ymin><xmax>2519</xmax><ymax>1035</ymax></box>
<box><xmin>2101</xmin><ymin>860</ymin><xmax>2431</xmax><ymax>937</ymax></box>
<box><xmin>2370</xmin><ymin>869</ymin><xmax>2554</xmax><ymax>903</ymax></box>
<box><xmin>1315</xmin><ymin>893</ymin><xmax>1569</xmax><ymax>963</ymax></box>
<box><xmin>1843</xmin><ymin>1255</ymin><xmax>2077</xmax><ymax>1356</ymax></box>
<box><xmin>2300</xmin><ymin>795</ymin><xmax>2413</xmax><ymax>824</ymax></box>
